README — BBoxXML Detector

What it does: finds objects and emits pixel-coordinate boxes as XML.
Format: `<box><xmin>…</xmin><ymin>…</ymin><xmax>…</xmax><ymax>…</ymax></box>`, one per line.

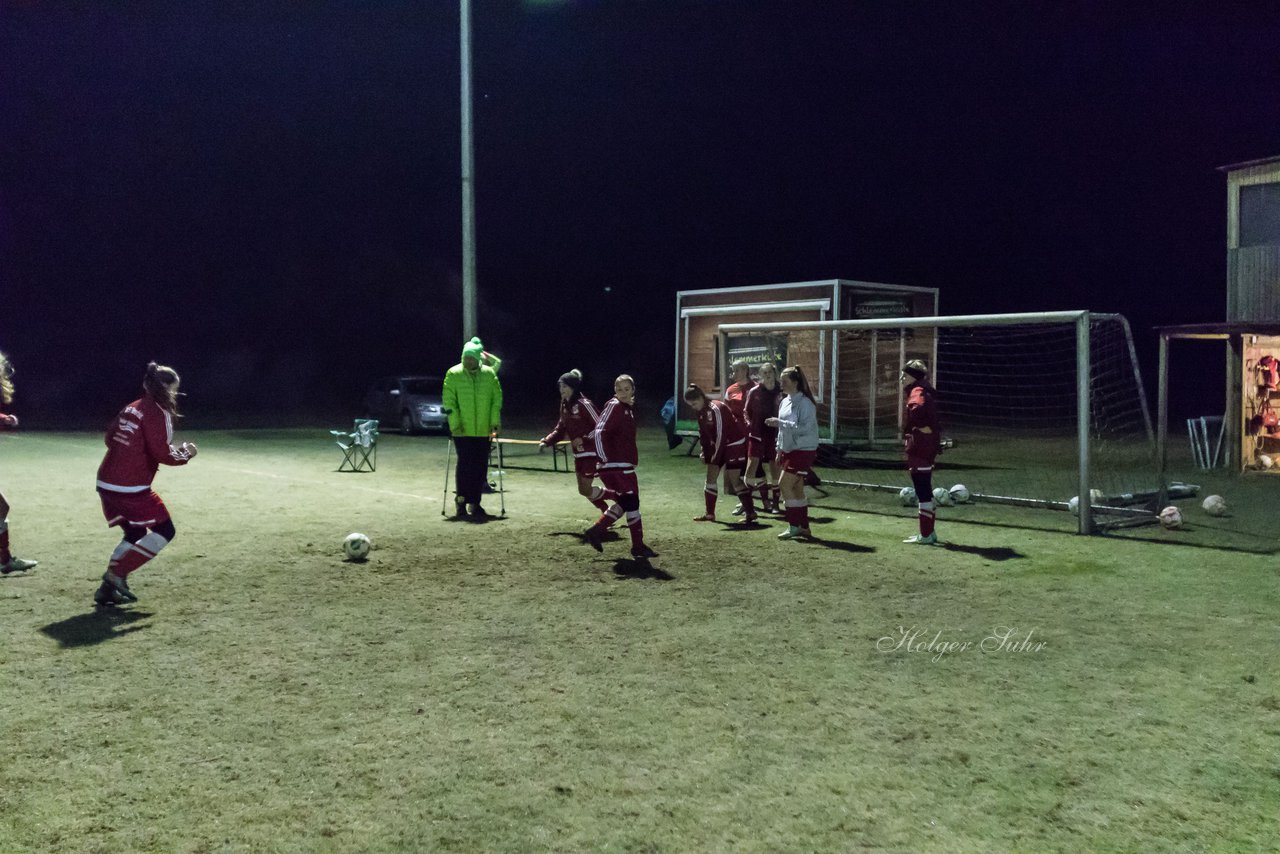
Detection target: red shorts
<box><xmin>574</xmin><ymin>455</ymin><xmax>599</xmax><ymax>478</ymax></box>
<box><xmin>905</xmin><ymin>434</ymin><xmax>939</xmax><ymax>472</ymax></box>
<box><xmin>777</xmin><ymin>449</ymin><xmax>817</xmax><ymax>477</ymax></box>
<box><xmin>99</xmin><ymin>488</ymin><xmax>170</xmax><ymax>529</ymax></box>
<box><xmin>598</xmin><ymin>466</ymin><xmax>639</xmax><ymax>496</ymax></box>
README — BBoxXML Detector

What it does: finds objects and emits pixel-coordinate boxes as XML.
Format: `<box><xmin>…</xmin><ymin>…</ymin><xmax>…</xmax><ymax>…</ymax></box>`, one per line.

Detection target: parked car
<box><xmin>364</xmin><ymin>376</ymin><xmax>448</xmax><ymax>434</ymax></box>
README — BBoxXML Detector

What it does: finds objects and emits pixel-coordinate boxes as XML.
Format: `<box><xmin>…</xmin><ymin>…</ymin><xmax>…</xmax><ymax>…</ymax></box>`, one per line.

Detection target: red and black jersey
<box><xmin>904</xmin><ymin>382</ymin><xmax>940</xmax><ymax>437</ymax></box>
<box><xmin>722</xmin><ymin>380</ymin><xmax>755</xmax><ymax>420</ymax></box>
<box><xmin>696</xmin><ymin>399</ymin><xmax>747</xmax><ymax>463</ymax></box>
<box><xmin>591</xmin><ymin>397</ymin><xmax>637</xmax><ymax>468</ymax></box>
<box><xmin>743</xmin><ymin>383</ymin><xmax>783</xmax><ymax>441</ymax></box>
<box><xmin>96</xmin><ymin>397</ymin><xmax>193</xmax><ymax>492</ymax></box>
<box><xmin>541</xmin><ymin>394</ymin><xmax>603</xmax><ymax>458</ymax></box>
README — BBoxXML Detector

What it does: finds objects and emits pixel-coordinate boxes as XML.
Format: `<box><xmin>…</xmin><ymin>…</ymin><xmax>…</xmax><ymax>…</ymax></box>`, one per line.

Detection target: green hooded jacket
<box><xmin>442</xmin><ymin>341</ymin><xmax>502</xmax><ymax>437</ymax></box>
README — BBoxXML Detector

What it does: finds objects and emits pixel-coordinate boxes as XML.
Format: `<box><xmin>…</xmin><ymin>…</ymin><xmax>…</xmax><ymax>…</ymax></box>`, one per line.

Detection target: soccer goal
<box><xmin>718</xmin><ymin>310</ymin><xmax>1158</xmax><ymax>534</ymax></box>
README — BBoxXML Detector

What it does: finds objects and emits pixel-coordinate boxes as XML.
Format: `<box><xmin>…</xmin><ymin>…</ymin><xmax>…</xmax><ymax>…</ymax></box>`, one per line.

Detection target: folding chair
<box><xmin>332</xmin><ymin>418</ymin><xmax>379</xmax><ymax>472</ymax></box>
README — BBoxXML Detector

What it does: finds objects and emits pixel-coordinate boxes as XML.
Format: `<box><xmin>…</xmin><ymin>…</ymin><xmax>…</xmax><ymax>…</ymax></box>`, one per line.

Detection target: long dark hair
<box><xmin>683</xmin><ymin>382</ymin><xmax>709</xmax><ymax>406</ymax></box>
<box><xmin>143</xmin><ymin>361</ymin><xmax>182</xmax><ymax>415</ymax></box>
<box><xmin>780</xmin><ymin>366</ymin><xmax>816</xmax><ymax>405</ymax></box>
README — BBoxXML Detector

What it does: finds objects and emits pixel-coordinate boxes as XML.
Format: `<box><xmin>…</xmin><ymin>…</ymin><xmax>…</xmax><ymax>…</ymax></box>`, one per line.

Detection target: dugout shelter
<box><xmin>673</xmin><ymin>279</ymin><xmax>938</xmax><ymax>446</ymax></box>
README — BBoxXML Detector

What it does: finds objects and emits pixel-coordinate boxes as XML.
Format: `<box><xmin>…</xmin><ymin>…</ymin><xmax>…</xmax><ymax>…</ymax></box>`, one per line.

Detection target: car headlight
<box><xmin>417</xmin><ymin>404</ymin><xmax>441</xmax><ymax>414</ymax></box>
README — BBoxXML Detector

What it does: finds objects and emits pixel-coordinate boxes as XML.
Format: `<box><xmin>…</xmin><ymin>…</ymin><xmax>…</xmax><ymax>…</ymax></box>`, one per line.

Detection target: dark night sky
<box><xmin>2</xmin><ymin>2</ymin><xmax>1279</xmax><ymax>426</ymax></box>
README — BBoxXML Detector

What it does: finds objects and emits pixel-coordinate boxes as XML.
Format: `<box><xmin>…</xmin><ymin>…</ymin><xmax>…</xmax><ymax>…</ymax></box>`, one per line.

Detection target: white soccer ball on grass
<box><xmin>1201</xmin><ymin>494</ymin><xmax>1227</xmax><ymax>517</ymax></box>
<box><xmin>948</xmin><ymin>484</ymin><xmax>970</xmax><ymax>503</ymax></box>
<box><xmin>1158</xmin><ymin>506</ymin><xmax>1183</xmax><ymax>530</ymax></box>
<box><xmin>1260</xmin><ymin>454</ymin><xmax>1274</xmax><ymax>470</ymax></box>
<box><xmin>343</xmin><ymin>532</ymin><xmax>372</xmax><ymax>561</ymax></box>
<box><xmin>932</xmin><ymin>486</ymin><xmax>954</xmax><ymax>506</ymax></box>
<box><xmin>898</xmin><ymin>486</ymin><xmax>918</xmax><ymax>507</ymax></box>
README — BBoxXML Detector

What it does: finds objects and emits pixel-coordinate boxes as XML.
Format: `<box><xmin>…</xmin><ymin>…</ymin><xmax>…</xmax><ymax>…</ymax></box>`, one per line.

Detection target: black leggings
<box><xmin>911</xmin><ymin>470</ymin><xmax>933</xmax><ymax>504</ymax></box>
<box><xmin>122</xmin><ymin>519</ymin><xmax>177</xmax><ymax>543</ymax></box>
<box><xmin>453</xmin><ymin>436</ymin><xmax>491</xmax><ymax>504</ymax></box>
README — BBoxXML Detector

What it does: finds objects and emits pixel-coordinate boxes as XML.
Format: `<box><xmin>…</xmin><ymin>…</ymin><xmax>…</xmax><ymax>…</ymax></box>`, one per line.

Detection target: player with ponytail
<box><xmin>539</xmin><ymin>369</ymin><xmax>613</xmax><ymax>515</ymax></box>
<box><xmin>93</xmin><ymin>361</ymin><xmax>198</xmax><ymax>606</ymax></box>
<box><xmin>0</xmin><ymin>351</ymin><xmax>39</xmax><ymax>575</ymax></box>
<box><xmin>683</xmin><ymin>382</ymin><xmax>754</xmax><ymax>524</ymax></box>
<box><xmin>765</xmin><ymin>366</ymin><xmax>819</xmax><ymax>540</ymax></box>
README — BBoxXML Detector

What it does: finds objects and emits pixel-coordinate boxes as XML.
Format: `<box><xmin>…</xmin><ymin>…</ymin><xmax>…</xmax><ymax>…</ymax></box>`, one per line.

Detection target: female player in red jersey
<box><xmin>582</xmin><ymin>374</ymin><xmax>657</xmax><ymax>559</ymax></box>
<box><xmin>0</xmin><ymin>351</ymin><xmax>39</xmax><ymax>575</ymax></box>
<box><xmin>742</xmin><ymin>362</ymin><xmax>784</xmax><ymax>514</ymax></box>
<box><xmin>683</xmin><ymin>383</ymin><xmax>754</xmax><ymax>523</ymax></box>
<box><xmin>766</xmin><ymin>366</ymin><xmax>820</xmax><ymax>540</ymax></box>
<box><xmin>539</xmin><ymin>369</ymin><xmax>612</xmax><ymax>514</ymax></box>
<box><xmin>901</xmin><ymin>359</ymin><xmax>942</xmax><ymax>545</ymax></box>
<box><xmin>93</xmin><ymin>362</ymin><xmax>198</xmax><ymax>606</ymax></box>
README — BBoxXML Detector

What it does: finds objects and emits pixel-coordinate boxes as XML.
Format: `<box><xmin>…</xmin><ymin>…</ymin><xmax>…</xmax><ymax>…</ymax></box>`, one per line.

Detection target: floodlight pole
<box><xmin>460</xmin><ymin>0</ymin><xmax>478</xmax><ymax>340</ymax></box>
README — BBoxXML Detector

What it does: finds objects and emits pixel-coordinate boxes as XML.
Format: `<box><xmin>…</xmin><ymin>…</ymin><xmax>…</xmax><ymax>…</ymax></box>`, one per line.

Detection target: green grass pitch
<box><xmin>1</xmin><ymin>426</ymin><xmax>1277</xmax><ymax>851</ymax></box>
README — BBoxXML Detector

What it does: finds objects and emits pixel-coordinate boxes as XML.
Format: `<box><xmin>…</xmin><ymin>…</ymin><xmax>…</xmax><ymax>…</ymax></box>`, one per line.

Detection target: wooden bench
<box><xmin>492</xmin><ymin>438</ymin><xmax>571</xmax><ymax>473</ymax></box>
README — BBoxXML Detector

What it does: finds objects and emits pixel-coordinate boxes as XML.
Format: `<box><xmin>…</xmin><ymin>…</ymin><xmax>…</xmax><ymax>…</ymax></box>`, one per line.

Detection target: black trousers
<box><xmin>453</xmin><ymin>436</ymin><xmax>491</xmax><ymax>504</ymax></box>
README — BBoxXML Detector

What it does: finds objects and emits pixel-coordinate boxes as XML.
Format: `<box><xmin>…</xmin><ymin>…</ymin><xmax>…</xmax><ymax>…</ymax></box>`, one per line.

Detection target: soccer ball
<box><xmin>898</xmin><ymin>486</ymin><xmax>918</xmax><ymax>507</ymax></box>
<box><xmin>1158</xmin><ymin>506</ymin><xmax>1183</xmax><ymax>530</ymax></box>
<box><xmin>343</xmin><ymin>532</ymin><xmax>371</xmax><ymax>560</ymax></box>
<box><xmin>1202</xmin><ymin>494</ymin><xmax>1227</xmax><ymax>517</ymax></box>
<box><xmin>1260</xmin><ymin>454</ymin><xmax>1274</xmax><ymax>469</ymax></box>
<box><xmin>932</xmin><ymin>486</ymin><xmax>954</xmax><ymax>506</ymax></box>
<box><xmin>948</xmin><ymin>484</ymin><xmax>970</xmax><ymax>503</ymax></box>
<box><xmin>1068</xmin><ymin>496</ymin><xmax>1080</xmax><ymax>515</ymax></box>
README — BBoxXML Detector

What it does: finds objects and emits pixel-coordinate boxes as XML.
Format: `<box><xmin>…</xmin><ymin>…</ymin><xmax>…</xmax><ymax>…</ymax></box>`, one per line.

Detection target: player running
<box><xmin>0</xmin><ymin>351</ymin><xmax>39</xmax><ymax>575</ymax></box>
<box><xmin>93</xmin><ymin>362</ymin><xmax>197</xmax><ymax>606</ymax></box>
<box><xmin>582</xmin><ymin>374</ymin><xmax>657</xmax><ymax>559</ymax></box>
<box><xmin>766</xmin><ymin>366</ymin><xmax>819</xmax><ymax>540</ymax></box>
<box><xmin>683</xmin><ymin>383</ymin><xmax>754</xmax><ymax>524</ymax></box>
<box><xmin>901</xmin><ymin>359</ymin><xmax>942</xmax><ymax>545</ymax></box>
<box><xmin>539</xmin><ymin>369</ymin><xmax>611</xmax><ymax>515</ymax></box>
<box><xmin>743</xmin><ymin>362</ymin><xmax>784</xmax><ymax>514</ymax></box>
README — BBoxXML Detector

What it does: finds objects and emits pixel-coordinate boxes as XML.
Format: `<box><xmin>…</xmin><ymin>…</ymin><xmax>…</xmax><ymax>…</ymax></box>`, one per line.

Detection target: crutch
<box><xmin>440</xmin><ymin>438</ymin><xmax>453</xmax><ymax>516</ymax></box>
<box><xmin>490</xmin><ymin>431</ymin><xmax>506</xmax><ymax>517</ymax></box>
<box><xmin>497</xmin><ymin>459</ymin><xmax>506</xmax><ymax>517</ymax></box>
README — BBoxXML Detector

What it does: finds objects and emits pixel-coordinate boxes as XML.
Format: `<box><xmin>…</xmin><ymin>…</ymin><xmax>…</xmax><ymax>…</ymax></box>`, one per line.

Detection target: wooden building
<box><xmin>672</xmin><ymin>279</ymin><xmax>938</xmax><ymax>443</ymax></box>
<box><xmin>1157</xmin><ymin>157</ymin><xmax>1280</xmax><ymax>479</ymax></box>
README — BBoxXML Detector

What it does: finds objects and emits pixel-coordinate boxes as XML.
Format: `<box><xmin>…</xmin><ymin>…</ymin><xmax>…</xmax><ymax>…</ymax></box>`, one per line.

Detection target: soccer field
<box><xmin>1</xmin><ymin>427</ymin><xmax>1277</xmax><ymax>851</ymax></box>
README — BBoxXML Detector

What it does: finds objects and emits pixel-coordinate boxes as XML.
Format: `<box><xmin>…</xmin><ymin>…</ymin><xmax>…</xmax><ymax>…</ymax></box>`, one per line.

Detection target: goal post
<box><xmin>718</xmin><ymin>310</ymin><xmax>1156</xmax><ymax>534</ymax></box>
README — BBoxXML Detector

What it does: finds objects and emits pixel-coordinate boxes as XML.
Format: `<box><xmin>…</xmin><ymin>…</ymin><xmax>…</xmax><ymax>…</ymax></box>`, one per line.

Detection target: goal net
<box><xmin>718</xmin><ymin>311</ymin><xmax>1158</xmax><ymax>533</ymax></box>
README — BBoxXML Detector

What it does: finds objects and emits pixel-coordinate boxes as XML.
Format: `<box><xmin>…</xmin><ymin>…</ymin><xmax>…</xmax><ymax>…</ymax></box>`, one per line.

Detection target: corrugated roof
<box><xmin>1156</xmin><ymin>322</ymin><xmax>1280</xmax><ymax>336</ymax></box>
<box><xmin>1217</xmin><ymin>155</ymin><xmax>1280</xmax><ymax>173</ymax></box>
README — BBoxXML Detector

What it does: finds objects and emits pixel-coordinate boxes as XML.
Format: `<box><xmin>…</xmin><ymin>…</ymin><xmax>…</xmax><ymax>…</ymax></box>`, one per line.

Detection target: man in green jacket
<box><xmin>442</xmin><ymin>339</ymin><xmax>503</xmax><ymax>519</ymax></box>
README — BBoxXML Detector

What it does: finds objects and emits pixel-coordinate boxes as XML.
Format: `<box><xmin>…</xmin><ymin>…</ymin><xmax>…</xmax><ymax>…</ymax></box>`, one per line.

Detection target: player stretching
<box><xmin>93</xmin><ymin>362</ymin><xmax>197</xmax><ymax>606</ymax></box>
<box><xmin>582</xmin><ymin>375</ymin><xmax>657</xmax><ymax>559</ymax></box>
<box><xmin>901</xmin><ymin>359</ymin><xmax>941</xmax><ymax>545</ymax></box>
<box><xmin>0</xmin><ymin>351</ymin><xmax>39</xmax><ymax>575</ymax></box>
<box><xmin>683</xmin><ymin>383</ymin><xmax>754</xmax><ymax>524</ymax></box>
<box><xmin>722</xmin><ymin>359</ymin><xmax>756</xmax><ymax>516</ymax></box>
<box><xmin>743</xmin><ymin>362</ymin><xmax>783</xmax><ymax>514</ymax></box>
<box><xmin>765</xmin><ymin>366</ymin><xmax>819</xmax><ymax>540</ymax></box>
<box><xmin>539</xmin><ymin>369</ymin><xmax>611</xmax><ymax>515</ymax></box>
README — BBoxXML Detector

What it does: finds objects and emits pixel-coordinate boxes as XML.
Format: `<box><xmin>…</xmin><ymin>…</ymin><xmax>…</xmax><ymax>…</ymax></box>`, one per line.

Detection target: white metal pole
<box><xmin>1077</xmin><ymin>313</ymin><xmax>1092</xmax><ymax>535</ymax></box>
<box><xmin>460</xmin><ymin>0</ymin><xmax>477</xmax><ymax>340</ymax></box>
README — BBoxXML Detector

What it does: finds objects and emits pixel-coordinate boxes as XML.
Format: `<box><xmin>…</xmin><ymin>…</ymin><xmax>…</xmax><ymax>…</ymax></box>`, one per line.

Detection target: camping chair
<box><xmin>332</xmin><ymin>418</ymin><xmax>379</xmax><ymax>472</ymax></box>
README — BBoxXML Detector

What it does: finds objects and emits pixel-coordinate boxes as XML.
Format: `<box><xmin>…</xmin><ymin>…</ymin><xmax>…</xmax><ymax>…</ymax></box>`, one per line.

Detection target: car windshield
<box><xmin>402</xmin><ymin>378</ymin><xmax>440</xmax><ymax>396</ymax></box>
